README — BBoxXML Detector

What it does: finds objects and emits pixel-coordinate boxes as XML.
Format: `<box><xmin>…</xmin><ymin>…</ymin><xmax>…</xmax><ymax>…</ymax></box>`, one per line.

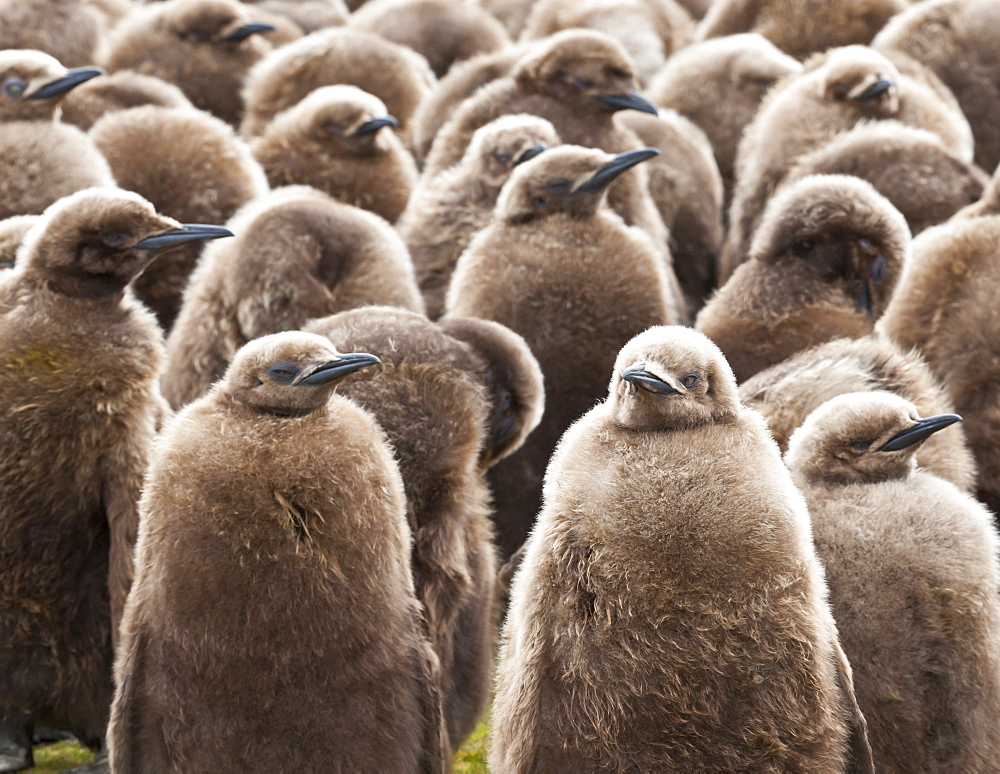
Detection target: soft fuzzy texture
<box><xmin>61</xmin><ymin>71</ymin><xmax>193</xmax><ymax>132</ymax></box>
<box><xmin>0</xmin><ymin>0</ymin><xmax>109</xmax><ymax>68</ymax></box>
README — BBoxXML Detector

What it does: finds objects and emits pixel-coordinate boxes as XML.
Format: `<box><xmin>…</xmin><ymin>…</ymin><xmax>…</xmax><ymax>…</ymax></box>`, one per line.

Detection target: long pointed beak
<box><xmin>219</xmin><ymin>22</ymin><xmax>276</xmax><ymax>42</ymax></box>
<box><xmin>575</xmin><ymin>148</ymin><xmax>659</xmax><ymax>195</ymax></box>
<box><xmin>594</xmin><ymin>89</ymin><xmax>658</xmax><ymax>115</ymax></box>
<box><xmin>852</xmin><ymin>78</ymin><xmax>894</xmax><ymax>102</ymax></box>
<box><xmin>514</xmin><ymin>143</ymin><xmax>548</xmax><ymax>165</ymax></box>
<box><xmin>621</xmin><ymin>365</ymin><xmax>678</xmax><ymax>395</ymax></box>
<box><xmin>856</xmin><ymin>281</ymin><xmax>874</xmax><ymax>317</ymax></box>
<box><xmin>878</xmin><ymin>414</ymin><xmax>963</xmax><ymax>452</ymax></box>
<box><xmin>27</xmin><ymin>67</ymin><xmax>104</xmax><ymax>100</ymax></box>
<box><xmin>132</xmin><ymin>224</ymin><xmax>234</xmax><ymax>252</ymax></box>
<box><xmin>298</xmin><ymin>353</ymin><xmax>381</xmax><ymax>386</ymax></box>
<box><xmin>350</xmin><ymin>116</ymin><xmax>399</xmax><ymax>136</ymax></box>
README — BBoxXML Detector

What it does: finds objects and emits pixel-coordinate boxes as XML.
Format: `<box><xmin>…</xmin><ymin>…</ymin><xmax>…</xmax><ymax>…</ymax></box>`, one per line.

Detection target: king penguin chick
<box><xmin>785</xmin><ymin>122</ymin><xmax>988</xmax><ymax>237</ymax></box>
<box><xmin>723</xmin><ymin>44</ymin><xmax>973</xmax><ymax>281</ymax></box>
<box><xmin>957</xmin><ymin>161</ymin><xmax>1000</xmax><ymax>219</ymax></box>
<box><xmin>397</xmin><ymin>113</ymin><xmax>559</xmax><ymax>319</ymax></box>
<box><xmin>249</xmin><ymin>85</ymin><xmax>417</xmax><ymax>223</ymax></box>
<box><xmin>60</xmin><ymin>71</ymin><xmax>194</xmax><ymax>132</ymax></box>
<box><xmin>697</xmin><ymin>174</ymin><xmax>909</xmax><ymax>384</ymax></box>
<box><xmin>786</xmin><ymin>392</ymin><xmax>1000</xmax><ymax>772</ymax></box>
<box><xmin>242</xmin><ymin>0</ymin><xmax>349</xmax><ymax>33</ymax></box>
<box><xmin>0</xmin><ymin>0</ymin><xmax>109</xmax><ymax>69</ymax></box>
<box><xmin>108</xmin><ymin>331</ymin><xmax>448</xmax><ymax>773</ymax></box>
<box><xmin>0</xmin><ymin>215</ymin><xmax>40</xmax><ymax>272</ymax></box>
<box><xmin>875</xmin><ymin>0</ymin><xmax>1000</xmax><ymax>174</ymax></box>
<box><xmin>519</xmin><ymin>0</ymin><xmax>695</xmax><ymax>86</ymax></box>
<box><xmin>104</xmin><ymin>0</ymin><xmax>277</xmax><ymax>125</ymax></box>
<box><xmin>349</xmin><ymin>0</ymin><xmax>509</xmax><ymax>79</ymax></box>
<box><xmin>646</xmin><ymin>33</ymin><xmax>802</xmax><ymax>195</ymax></box>
<box><xmin>0</xmin><ymin>188</ymin><xmax>231</xmax><ymax>761</ymax></box>
<box><xmin>491</xmin><ymin>325</ymin><xmax>873</xmax><ymax>772</ymax></box>
<box><xmin>878</xmin><ymin>214</ymin><xmax>1000</xmax><ymax>515</ymax></box>
<box><xmin>306</xmin><ymin>306</ymin><xmax>544</xmax><ymax>751</ymax></box>
<box><xmin>90</xmin><ymin>105</ymin><xmax>268</xmax><ymax>330</ymax></box>
<box><xmin>0</xmin><ymin>50</ymin><xmax>114</xmax><ymax>221</ymax></box>
<box><xmin>446</xmin><ymin>145</ymin><xmax>680</xmax><ymax>558</ymax></box>
<box><xmin>163</xmin><ymin>186</ymin><xmax>423</xmax><ymax>409</ymax></box>
<box><xmin>697</xmin><ymin>0</ymin><xmax>907</xmax><ymax>61</ymax></box>
<box><xmin>740</xmin><ymin>335</ymin><xmax>977</xmax><ymax>493</ymax></box>
<box><xmin>421</xmin><ymin>30</ymin><xmax>671</xmax><ymax>257</ymax></box>
<box><xmin>240</xmin><ymin>26</ymin><xmax>436</xmax><ymax>141</ymax></box>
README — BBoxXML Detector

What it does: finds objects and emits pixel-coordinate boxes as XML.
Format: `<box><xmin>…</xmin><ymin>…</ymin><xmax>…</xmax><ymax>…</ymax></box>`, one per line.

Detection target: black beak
<box><xmin>594</xmin><ymin>89</ymin><xmax>658</xmax><ymax>115</ymax></box>
<box><xmin>298</xmin><ymin>353</ymin><xmax>381</xmax><ymax>386</ymax></box>
<box><xmin>27</xmin><ymin>67</ymin><xmax>104</xmax><ymax>100</ymax></box>
<box><xmin>852</xmin><ymin>78</ymin><xmax>894</xmax><ymax>102</ymax></box>
<box><xmin>132</xmin><ymin>224</ymin><xmax>234</xmax><ymax>252</ymax></box>
<box><xmin>856</xmin><ymin>281</ymin><xmax>873</xmax><ymax>317</ymax></box>
<box><xmin>350</xmin><ymin>116</ymin><xmax>399</xmax><ymax>136</ymax></box>
<box><xmin>878</xmin><ymin>414</ymin><xmax>962</xmax><ymax>452</ymax></box>
<box><xmin>219</xmin><ymin>22</ymin><xmax>276</xmax><ymax>42</ymax></box>
<box><xmin>575</xmin><ymin>148</ymin><xmax>659</xmax><ymax>195</ymax></box>
<box><xmin>621</xmin><ymin>365</ymin><xmax>679</xmax><ymax>395</ymax></box>
<box><xmin>514</xmin><ymin>143</ymin><xmax>548</xmax><ymax>165</ymax></box>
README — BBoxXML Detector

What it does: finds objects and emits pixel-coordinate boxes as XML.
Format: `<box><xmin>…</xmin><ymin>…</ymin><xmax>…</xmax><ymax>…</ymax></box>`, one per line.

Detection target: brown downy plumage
<box><xmin>0</xmin><ymin>188</ymin><xmax>231</xmax><ymax>760</ymax></box>
<box><xmin>697</xmin><ymin>174</ymin><xmax>909</xmax><ymax>384</ymax></box>
<box><xmin>104</xmin><ymin>0</ymin><xmax>277</xmax><ymax>125</ymax></box>
<box><xmin>242</xmin><ymin>0</ymin><xmax>348</xmax><ymax>33</ymax></box>
<box><xmin>0</xmin><ymin>0</ymin><xmax>110</xmax><ymax>69</ymax></box>
<box><xmin>477</xmin><ymin>0</ymin><xmax>534</xmax><ymax>37</ymax></box>
<box><xmin>0</xmin><ymin>50</ymin><xmax>114</xmax><ymax>221</ymax></box>
<box><xmin>616</xmin><ymin>109</ymin><xmax>724</xmax><ymax>314</ymax></box>
<box><xmin>957</xmin><ymin>161</ymin><xmax>1000</xmax><ymax>219</ymax></box>
<box><xmin>420</xmin><ymin>30</ymin><xmax>671</xmax><ymax>256</ymax></box>
<box><xmin>445</xmin><ymin>145</ymin><xmax>680</xmax><ymax>558</ymax></box>
<box><xmin>697</xmin><ymin>0</ymin><xmax>907</xmax><ymax>61</ymax></box>
<box><xmin>492</xmin><ymin>326</ymin><xmax>873</xmax><ymax>772</ymax></box>
<box><xmin>60</xmin><ymin>70</ymin><xmax>193</xmax><ymax>132</ymax></box>
<box><xmin>349</xmin><ymin>0</ymin><xmax>509</xmax><ymax>79</ymax></box>
<box><xmin>786</xmin><ymin>122</ymin><xmax>987</xmax><ymax>237</ymax></box>
<box><xmin>249</xmin><ymin>85</ymin><xmax>417</xmax><ymax>223</ymax></box>
<box><xmin>878</xmin><ymin>214</ymin><xmax>1000</xmax><ymax>515</ymax></box>
<box><xmin>240</xmin><ymin>26</ymin><xmax>436</xmax><ymax>141</ymax></box>
<box><xmin>306</xmin><ymin>306</ymin><xmax>544</xmax><ymax>751</ymax></box>
<box><xmin>875</xmin><ymin>0</ymin><xmax>1000</xmax><ymax>174</ymax></box>
<box><xmin>786</xmin><ymin>392</ymin><xmax>1000</xmax><ymax>772</ymax></box>
<box><xmin>740</xmin><ymin>334</ymin><xmax>977</xmax><ymax>493</ymax></box>
<box><xmin>646</xmin><ymin>33</ymin><xmax>802</xmax><ymax>195</ymax></box>
<box><xmin>90</xmin><ymin>104</ymin><xmax>268</xmax><ymax>330</ymax></box>
<box><xmin>0</xmin><ymin>215</ymin><xmax>40</xmax><ymax>272</ymax></box>
<box><xmin>723</xmin><ymin>46</ymin><xmax>972</xmax><ymax>282</ymax></box>
<box><xmin>398</xmin><ymin>113</ymin><xmax>559</xmax><ymax>319</ymax></box>
<box><xmin>163</xmin><ymin>186</ymin><xmax>423</xmax><ymax>409</ymax></box>
<box><xmin>519</xmin><ymin>0</ymin><xmax>695</xmax><ymax>85</ymax></box>
<box><xmin>108</xmin><ymin>332</ymin><xmax>448</xmax><ymax>773</ymax></box>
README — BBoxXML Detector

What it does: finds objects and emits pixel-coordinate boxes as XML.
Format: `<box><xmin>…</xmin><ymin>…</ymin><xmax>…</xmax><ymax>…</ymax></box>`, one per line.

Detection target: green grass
<box><xmin>454</xmin><ymin>718</ymin><xmax>490</xmax><ymax>773</ymax></box>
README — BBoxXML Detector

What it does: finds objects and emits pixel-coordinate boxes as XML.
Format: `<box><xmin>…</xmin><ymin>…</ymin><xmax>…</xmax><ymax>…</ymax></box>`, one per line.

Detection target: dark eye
<box><xmin>681</xmin><ymin>373</ymin><xmax>699</xmax><ymax>389</ymax></box>
<box><xmin>3</xmin><ymin>78</ymin><xmax>26</xmax><ymax>98</ymax></box>
<box><xmin>543</xmin><ymin>178</ymin><xmax>572</xmax><ymax>195</ymax></box>
<box><xmin>325</xmin><ymin>122</ymin><xmax>344</xmax><ymax>134</ymax></box>
<box><xmin>532</xmin><ymin>195</ymin><xmax>547</xmax><ymax>208</ymax></box>
<box><xmin>496</xmin><ymin>151</ymin><xmax>512</xmax><ymax>164</ymax></box>
<box><xmin>191</xmin><ymin>30</ymin><xmax>212</xmax><ymax>42</ymax></box>
<box><xmin>793</xmin><ymin>240</ymin><xmax>814</xmax><ymax>255</ymax></box>
<box><xmin>99</xmin><ymin>231</ymin><xmax>129</xmax><ymax>247</ymax></box>
<box><xmin>266</xmin><ymin>362</ymin><xmax>299</xmax><ymax>384</ymax></box>
<box><xmin>574</xmin><ymin>75</ymin><xmax>594</xmax><ymax>90</ymax></box>
<box><xmin>848</xmin><ymin>440</ymin><xmax>871</xmax><ymax>453</ymax></box>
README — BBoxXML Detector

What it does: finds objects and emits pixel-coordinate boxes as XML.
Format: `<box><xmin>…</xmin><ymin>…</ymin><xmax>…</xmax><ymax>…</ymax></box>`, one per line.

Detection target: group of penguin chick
<box><xmin>2</xmin><ymin>0</ymin><xmax>1000</xmax><ymax>771</ymax></box>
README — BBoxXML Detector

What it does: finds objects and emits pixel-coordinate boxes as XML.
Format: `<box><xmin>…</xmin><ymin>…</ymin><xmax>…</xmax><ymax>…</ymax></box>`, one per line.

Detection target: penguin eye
<box><xmin>190</xmin><ymin>30</ymin><xmax>213</xmax><ymax>42</ymax></box>
<box><xmin>495</xmin><ymin>151</ymin><xmax>512</xmax><ymax>164</ymax></box>
<box><xmin>680</xmin><ymin>373</ymin><xmax>699</xmax><ymax>389</ymax></box>
<box><xmin>2</xmin><ymin>78</ymin><xmax>27</xmax><ymax>98</ymax></box>
<box><xmin>848</xmin><ymin>440</ymin><xmax>871</xmax><ymax>453</ymax></box>
<box><xmin>325</xmin><ymin>122</ymin><xmax>345</xmax><ymax>134</ymax></box>
<box><xmin>266</xmin><ymin>362</ymin><xmax>300</xmax><ymax>384</ymax></box>
<box><xmin>99</xmin><ymin>231</ymin><xmax>129</xmax><ymax>247</ymax></box>
<box><xmin>793</xmin><ymin>239</ymin><xmax>814</xmax><ymax>256</ymax></box>
<box><xmin>543</xmin><ymin>178</ymin><xmax>572</xmax><ymax>195</ymax></box>
<box><xmin>574</xmin><ymin>76</ymin><xmax>594</xmax><ymax>90</ymax></box>
<box><xmin>532</xmin><ymin>195</ymin><xmax>547</xmax><ymax>208</ymax></box>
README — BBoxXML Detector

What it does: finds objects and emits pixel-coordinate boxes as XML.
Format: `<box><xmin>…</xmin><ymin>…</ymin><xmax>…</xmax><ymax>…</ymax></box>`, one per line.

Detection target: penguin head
<box><xmin>750</xmin><ymin>175</ymin><xmax>910</xmax><ymax>318</ymax></box>
<box><xmin>21</xmin><ymin>188</ymin><xmax>233</xmax><ymax>300</ymax></box>
<box><xmin>221</xmin><ymin>331</ymin><xmax>382</xmax><ymax>416</ymax></box>
<box><xmin>514</xmin><ymin>30</ymin><xmax>657</xmax><ymax>116</ymax></box>
<box><xmin>496</xmin><ymin>144</ymin><xmax>659</xmax><ymax>221</ymax></box>
<box><xmin>161</xmin><ymin>0</ymin><xmax>276</xmax><ymax>49</ymax></box>
<box><xmin>785</xmin><ymin>392</ymin><xmax>961</xmax><ymax>485</ymax></box>
<box><xmin>463</xmin><ymin>114</ymin><xmax>560</xmax><ymax>189</ymax></box>
<box><xmin>611</xmin><ymin>326</ymin><xmax>740</xmax><ymax>431</ymax></box>
<box><xmin>268</xmin><ymin>85</ymin><xmax>400</xmax><ymax>156</ymax></box>
<box><xmin>0</xmin><ymin>50</ymin><xmax>103</xmax><ymax>121</ymax></box>
<box><xmin>815</xmin><ymin>45</ymin><xmax>900</xmax><ymax>117</ymax></box>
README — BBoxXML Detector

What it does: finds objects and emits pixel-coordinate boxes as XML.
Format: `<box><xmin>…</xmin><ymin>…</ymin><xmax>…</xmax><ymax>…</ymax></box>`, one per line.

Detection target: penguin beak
<box><xmin>575</xmin><ymin>149</ymin><xmax>659</xmax><ymax>195</ymax></box>
<box><xmin>621</xmin><ymin>365</ymin><xmax>679</xmax><ymax>395</ymax></box>
<box><xmin>132</xmin><ymin>224</ymin><xmax>234</xmax><ymax>252</ymax></box>
<box><xmin>594</xmin><ymin>90</ymin><xmax>658</xmax><ymax>115</ymax></box>
<box><xmin>219</xmin><ymin>22</ymin><xmax>276</xmax><ymax>42</ymax></box>
<box><xmin>514</xmin><ymin>143</ymin><xmax>548</xmax><ymax>165</ymax></box>
<box><xmin>877</xmin><ymin>414</ymin><xmax>963</xmax><ymax>452</ymax></box>
<box><xmin>852</xmin><ymin>78</ymin><xmax>894</xmax><ymax>102</ymax></box>
<box><xmin>298</xmin><ymin>353</ymin><xmax>382</xmax><ymax>386</ymax></box>
<box><xmin>350</xmin><ymin>116</ymin><xmax>399</xmax><ymax>136</ymax></box>
<box><xmin>27</xmin><ymin>67</ymin><xmax>104</xmax><ymax>100</ymax></box>
<box><xmin>855</xmin><ymin>242</ymin><xmax>886</xmax><ymax>318</ymax></box>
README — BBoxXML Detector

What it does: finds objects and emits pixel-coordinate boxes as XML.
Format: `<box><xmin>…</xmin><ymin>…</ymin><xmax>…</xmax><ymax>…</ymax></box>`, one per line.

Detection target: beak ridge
<box><xmin>594</xmin><ymin>89</ymin><xmax>658</xmax><ymax>115</ymax></box>
<box><xmin>878</xmin><ymin>414</ymin><xmax>963</xmax><ymax>452</ymax></box>
<box><xmin>575</xmin><ymin>148</ymin><xmax>659</xmax><ymax>195</ymax></box>
<box><xmin>350</xmin><ymin>116</ymin><xmax>400</xmax><ymax>136</ymax></box>
<box><xmin>219</xmin><ymin>22</ymin><xmax>276</xmax><ymax>42</ymax></box>
<box><xmin>852</xmin><ymin>77</ymin><xmax>894</xmax><ymax>102</ymax></box>
<box><xmin>621</xmin><ymin>364</ymin><xmax>679</xmax><ymax>395</ymax></box>
<box><xmin>298</xmin><ymin>353</ymin><xmax>382</xmax><ymax>386</ymax></box>
<box><xmin>27</xmin><ymin>67</ymin><xmax>104</xmax><ymax>100</ymax></box>
<box><xmin>132</xmin><ymin>224</ymin><xmax>234</xmax><ymax>252</ymax></box>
